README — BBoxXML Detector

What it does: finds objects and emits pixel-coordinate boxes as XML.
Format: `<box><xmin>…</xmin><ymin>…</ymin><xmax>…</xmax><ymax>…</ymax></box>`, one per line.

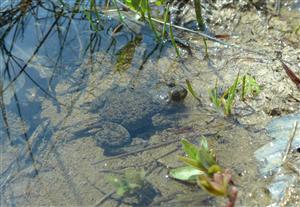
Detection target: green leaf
<box><xmin>239</xmin><ymin>74</ymin><xmax>260</xmax><ymax>100</ymax></box>
<box><xmin>207</xmin><ymin>164</ymin><xmax>222</xmax><ymax>175</ymax></box>
<box><xmin>196</xmin><ymin>148</ymin><xmax>217</xmax><ymax>170</ymax></box>
<box><xmin>145</xmin><ymin>0</ymin><xmax>160</xmax><ymax>41</ymax></box>
<box><xmin>83</xmin><ymin>9</ymin><xmax>98</xmax><ymax>32</ymax></box>
<box><xmin>169</xmin><ymin>16</ymin><xmax>180</xmax><ymax>57</ymax></box>
<box><xmin>200</xmin><ymin>136</ymin><xmax>208</xmax><ymax>150</ymax></box>
<box><xmin>141</xmin><ymin>0</ymin><xmax>148</xmax><ymax>13</ymax></box>
<box><xmin>197</xmin><ymin>175</ymin><xmax>226</xmax><ymax>196</ymax></box>
<box><xmin>133</xmin><ymin>0</ymin><xmax>141</xmax><ymax>9</ymax></box>
<box><xmin>208</xmin><ymin>80</ymin><xmax>221</xmax><ymax>108</ymax></box>
<box><xmin>116</xmin><ymin>186</ymin><xmax>128</xmax><ymax>196</ymax></box>
<box><xmin>241</xmin><ymin>75</ymin><xmax>246</xmax><ymax>101</ymax></box>
<box><xmin>161</xmin><ymin>5</ymin><xmax>169</xmax><ymax>39</ymax></box>
<box><xmin>106</xmin><ymin>175</ymin><xmax>122</xmax><ymax>188</ymax></box>
<box><xmin>155</xmin><ymin>0</ymin><xmax>164</xmax><ymax>6</ymax></box>
<box><xmin>181</xmin><ymin>139</ymin><xmax>198</xmax><ymax>159</ymax></box>
<box><xmin>193</xmin><ymin>0</ymin><xmax>205</xmax><ymax>30</ymax></box>
<box><xmin>221</xmin><ymin>72</ymin><xmax>239</xmax><ymax>115</ymax></box>
<box><xmin>106</xmin><ymin>169</ymin><xmax>146</xmax><ymax>197</ymax></box>
<box><xmin>186</xmin><ymin>79</ymin><xmax>202</xmax><ymax>103</ymax></box>
<box><xmin>227</xmin><ymin>72</ymin><xmax>239</xmax><ymax>103</ymax></box>
<box><xmin>169</xmin><ymin>166</ymin><xmax>204</xmax><ymax>182</ymax></box>
<box><xmin>125</xmin><ymin>0</ymin><xmax>141</xmax><ymax>10</ymax></box>
<box><xmin>179</xmin><ymin>156</ymin><xmax>206</xmax><ymax>172</ymax></box>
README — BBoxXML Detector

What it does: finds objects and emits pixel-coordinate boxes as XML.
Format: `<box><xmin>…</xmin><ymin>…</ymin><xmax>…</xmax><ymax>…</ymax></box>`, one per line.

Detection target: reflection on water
<box><xmin>0</xmin><ymin>1</ymin><xmax>176</xmax><ymax>206</ymax></box>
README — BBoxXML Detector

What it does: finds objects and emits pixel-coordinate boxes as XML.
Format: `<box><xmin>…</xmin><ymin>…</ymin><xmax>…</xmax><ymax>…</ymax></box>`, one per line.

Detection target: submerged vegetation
<box><xmin>115</xmin><ymin>36</ymin><xmax>142</xmax><ymax>72</ymax></box>
<box><xmin>102</xmin><ymin>169</ymin><xmax>158</xmax><ymax>206</ymax></box>
<box><xmin>106</xmin><ymin>169</ymin><xmax>146</xmax><ymax>196</ymax></box>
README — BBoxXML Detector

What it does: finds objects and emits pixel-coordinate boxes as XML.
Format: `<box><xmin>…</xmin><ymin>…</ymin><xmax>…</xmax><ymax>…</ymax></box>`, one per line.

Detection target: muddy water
<box><xmin>1</xmin><ymin>1</ymin><xmax>300</xmax><ymax>206</ymax></box>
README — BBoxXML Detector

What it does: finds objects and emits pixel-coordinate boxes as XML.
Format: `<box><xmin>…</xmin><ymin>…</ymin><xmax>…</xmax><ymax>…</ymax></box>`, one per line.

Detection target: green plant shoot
<box><xmin>221</xmin><ymin>72</ymin><xmax>239</xmax><ymax>116</ymax></box>
<box><xmin>239</xmin><ymin>74</ymin><xmax>260</xmax><ymax>101</ymax></box>
<box><xmin>186</xmin><ymin>79</ymin><xmax>202</xmax><ymax>104</ymax></box>
<box><xmin>209</xmin><ymin>79</ymin><xmax>222</xmax><ymax>109</ymax></box>
<box><xmin>178</xmin><ymin>137</ymin><xmax>221</xmax><ymax>176</ymax></box>
<box><xmin>169</xmin><ymin>137</ymin><xmax>238</xmax><ymax>207</ymax></box>
<box><xmin>106</xmin><ymin>169</ymin><xmax>146</xmax><ymax>196</ymax></box>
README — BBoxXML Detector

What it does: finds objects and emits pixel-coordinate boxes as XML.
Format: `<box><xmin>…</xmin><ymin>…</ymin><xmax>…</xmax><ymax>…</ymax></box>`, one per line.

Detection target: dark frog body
<box><xmin>74</xmin><ymin>83</ymin><xmax>187</xmax><ymax>156</ymax></box>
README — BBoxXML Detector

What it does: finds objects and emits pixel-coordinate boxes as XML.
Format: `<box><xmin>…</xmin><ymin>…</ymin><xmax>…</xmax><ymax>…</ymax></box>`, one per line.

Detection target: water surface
<box><xmin>1</xmin><ymin>1</ymin><xmax>300</xmax><ymax>206</ymax></box>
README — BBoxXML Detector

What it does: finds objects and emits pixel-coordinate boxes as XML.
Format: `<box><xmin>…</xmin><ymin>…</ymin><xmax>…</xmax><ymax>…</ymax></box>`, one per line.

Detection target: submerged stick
<box><xmin>285</xmin><ymin>161</ymin><xmax>300</xmax><ymax>176</ymax></box>
<box><xmin>93</xmin><ymin>190</ymin><xmax>115</xmax><ymax>207</ymax></box>
<box><xmin>92</xmin><ymin>139</ymin><xmax>180</xmax><ymax>164</ymax></box>
<box><xmin>114</xmin><ymin>0</ymin><xmax>269</xmax><ymax>57</ymax></box>
<box><xmin>282</xmin><ymin>121</ymin><xmax>298</xmax><ymax>163</ymax></box>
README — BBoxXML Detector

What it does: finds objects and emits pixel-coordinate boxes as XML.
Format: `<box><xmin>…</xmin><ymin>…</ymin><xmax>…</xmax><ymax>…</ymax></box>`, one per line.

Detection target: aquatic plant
<box><xmin>239</xmin><ymin>74</ymin><xmax>260</xmax><ymax>101</ymax></box>
<box><xmin>185</xmin><ymin>79</ymin><xmax>202</xmax><ymax>104</ymax></box>
<box><xmin>193</xmin><ymin>0</ymin><xmax>205</xmax><ymax>31</ymax></box>
<box><xmin>221</xmin><ymin>72</ymin><xmax>240</xmax><ymax>116</ymax></box>
<box><xmin>168</xmin><ymin>12</ymin><xmax>180</xmax><ymax>57</ymax></box>
<box><xmin>193</xmin><ymin>0</ymin><xmax>208</xmax><ymax>57</ymax></box>
<box><xmin>104</xmin><ymin>168</ymin><xmax>158</xmax><ymax>206</ymax></box>
<box><xmin>209</xmin><ymin>73</ymin><xmax>260</xmax><ymax>115</ymax></box>
<box><xmin>124</xmin><ymin>0</ymin><xmax>180</xmax><ymax>54</ymax></box>
<box><xmin>118</xmin><ymin>0</ymin><xmax>208</xmax><ymax>56</ymax></box>
<box><xmin>169</xmin><ymin>137</ymin><xmax>238</xmax><ymax>207</ymax></box>
<box><xmin>124</xmin><ymin>0</ymin><xmax>160</xmax><ymax>40</ymax></box>
<box><xmin>209</xmin><ymin>73</ymin><xmax>239</xmax><ymax>116</ymax></box>
<box><xmin>115</xmin><ymin>36</ymin><xmax>142</xmax><ymax>72</ymax></box>
<box><xmin>94</xmin><ymin>169</ymin><xmax>152</xmax><ymax>207</ymax></box>
<box><xmin>106</xmin><ymin>168</ymin><xmax>146</xmax><ymax>196</ymax></box>
<box><xmin>76</xmin><ymin>0</ymin><xmax>211</xmax><ymax>58</ymax></box>
<box><xmin>208</xmin><ymin>79</ymin><xmax>222</xmax><ymax>109</ymax></box>
<box><xmin>82</xmin><ymin>0</ymin><xmax>104</xmax><ymax>31</ymax></box>
<box><xmin>124</xmin><ymin>0</ymin><xmax>149</xmax><ymax>18</ymax></box>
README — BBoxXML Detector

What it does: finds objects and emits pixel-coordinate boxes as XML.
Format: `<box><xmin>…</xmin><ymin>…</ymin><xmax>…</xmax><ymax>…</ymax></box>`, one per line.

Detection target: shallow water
<box><xmin>1</xmin><ymin>0</ymin><xmax>300</xmax><ymax>206</ymax></box>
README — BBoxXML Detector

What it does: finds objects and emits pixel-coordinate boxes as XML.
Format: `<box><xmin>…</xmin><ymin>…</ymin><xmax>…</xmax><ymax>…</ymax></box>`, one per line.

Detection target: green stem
<box><xmin>203</xmin><ymin>38</ymin><xmax>208</xmax><ymax>58</ymax></box>
<box><xmin>194</xmin><ymin>0</ymin><xmax>205</xmax><ymax>31</ymax></box>
<box><xmin>161</xmin><ymin>4</ymin><xmax>169</xmax><ymax>39</ymax></box>
<box><xmin>112</xmin><ymin>0</ymin><xmax>125</xmax><ymax>24</ymax></box>
<box><xmin>241</xmin><ymin>75</ymin><xmax>246</xmax><ymax>101</ymax></box>
<box><xmin>169</xmin><ymin>19</ymin><xmax>180</xmax><ymax>57</ymax></box>
<box><xmin>146</xmin><ymin>0</ymin><xmax>160</xmax><ymax>41</ymax></box>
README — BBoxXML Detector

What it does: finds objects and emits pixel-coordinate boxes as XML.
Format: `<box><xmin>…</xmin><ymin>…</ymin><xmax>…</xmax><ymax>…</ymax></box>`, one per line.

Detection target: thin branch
<box><xmin>282</xmin><ymin>121</ymin><xmax>298</xmax><ymax>163</ymax></box>
<box><xmin>93</xmin><ymin>190</ymin><xmax>115</xmax><ymax>207</ymax></box>
<box><xmin>92</xmin><ymin>139</ymin><xmax>180</xmax><ymax>165</ymax></box>
<box><xmin>114</xmin><ymin>0</ymin><xmax>270</xmax><ymax>57</ymax></box>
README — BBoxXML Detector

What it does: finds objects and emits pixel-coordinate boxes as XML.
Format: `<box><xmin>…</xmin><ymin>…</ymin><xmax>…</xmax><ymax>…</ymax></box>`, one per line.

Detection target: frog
<box><xmin>73</xmin><ymin>82</ymin><xmax>188</xmax><ymax>156</ymax></box>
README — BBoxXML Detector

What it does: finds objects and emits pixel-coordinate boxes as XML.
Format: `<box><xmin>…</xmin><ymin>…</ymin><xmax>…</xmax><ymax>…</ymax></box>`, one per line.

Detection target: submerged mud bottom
<box><xmin>74</xmin><ymin>110</ymin><xmax>187</xmax><ymax>156</ymax></box>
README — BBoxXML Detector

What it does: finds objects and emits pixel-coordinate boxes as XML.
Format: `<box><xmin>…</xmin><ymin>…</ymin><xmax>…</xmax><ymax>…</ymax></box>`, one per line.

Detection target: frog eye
<box><xmin>170</xmin><ymin>86</ymin><xmax>187</xmax><ymax>102</ymax></box>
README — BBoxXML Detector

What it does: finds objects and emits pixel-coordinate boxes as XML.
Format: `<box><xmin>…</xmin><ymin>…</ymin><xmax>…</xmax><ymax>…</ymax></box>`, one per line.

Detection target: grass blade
<box><xmin>186</xmin><ymin>79</ymin><xmax>202</xmax><ymax>104</ymax></box>
<box><xmin>193</xmin><ymin>0</ymin><xmax>205</xmax><ymax>30</ymax></box>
